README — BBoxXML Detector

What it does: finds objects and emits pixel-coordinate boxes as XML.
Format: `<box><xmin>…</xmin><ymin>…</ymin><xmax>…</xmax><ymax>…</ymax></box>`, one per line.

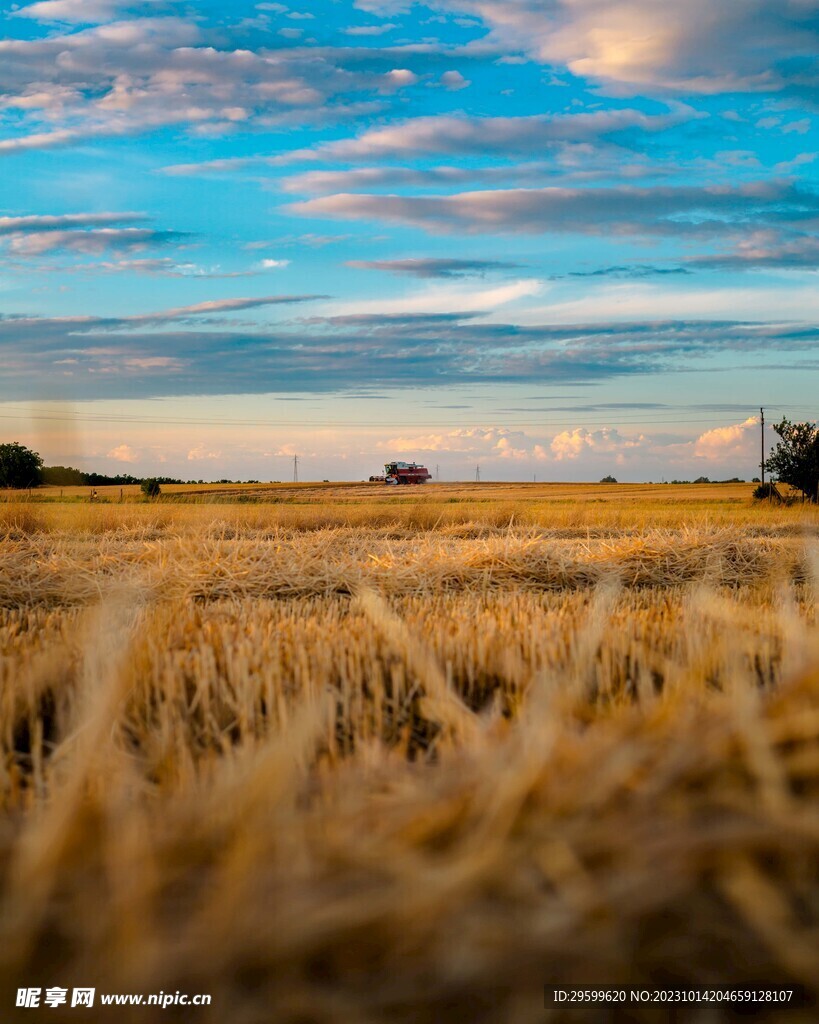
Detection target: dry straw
<box><xmin>0</xmin><ymin>495</ymin><xmax>817</xmax><ymax>1021</ymax></box>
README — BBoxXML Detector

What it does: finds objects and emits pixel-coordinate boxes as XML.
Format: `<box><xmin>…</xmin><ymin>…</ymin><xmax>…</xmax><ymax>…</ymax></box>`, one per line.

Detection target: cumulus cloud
<box><xmin>694</xmin><ymin>416</ymin><xmax>759</xmax><ymax>459</ymax></box>
<box><xmin>440</xmin><ymin>70</ymin><xmax>470</xmax><ymax>91</ymax></box>
<box><xmin>550</xmin><ymin>425</ymin><xmax>648</xmax><ymax>462</ymax></box>
<box><xmin>106</xmin><ymin>443</ymin><xmax>141</xmax><ymax>462</ymax></box>
<box><xmin>381</xmin><ymin>427</ymin><xmax>533</xmax><ymax>460</ymax></box>
<box><xmin>187</xmin><ymin>444</ymin><xmax>221</xmax><ymax>461</ymax></box>
<box><xmin>381</xmin><ymin>69</ymin><xmax>419</xmax><ymax>91</ymax></box>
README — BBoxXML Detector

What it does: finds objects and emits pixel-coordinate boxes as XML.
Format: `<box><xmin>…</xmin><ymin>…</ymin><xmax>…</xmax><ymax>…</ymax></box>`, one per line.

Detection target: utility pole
<box><xmin>475</xmin><ymin>464</ymin><xmax>481</xmax><ymax>483</ymax></box>
<box><xmin>760</xmin><ymin>407</ymin><xmax>765</xmax><ymax>485</ymax></box>
<box><xmin>293</xmin><ymin>454</ymin><xmax>299</xmax><ymax>484</ymax></box>
<box><xmin>435</xmin><ymin>464</ymin><xmax>439</xmax><ymax>481</ymax></box>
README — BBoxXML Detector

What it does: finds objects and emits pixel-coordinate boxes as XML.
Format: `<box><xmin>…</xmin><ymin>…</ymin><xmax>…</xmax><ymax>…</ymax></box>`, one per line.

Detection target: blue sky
<box><xmin>1</xmin><ymin>0</ymin><xmax>817</xmax><ymax>481</ymax></box>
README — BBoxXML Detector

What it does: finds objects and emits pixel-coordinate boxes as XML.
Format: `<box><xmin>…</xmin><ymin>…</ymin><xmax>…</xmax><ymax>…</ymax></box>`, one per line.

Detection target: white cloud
<box><xmin>7</xmin><ymin>227</ymin><xmax>182</xmax><ymax>256</ymax></box>
<box><xmin>440</xmin><ymin>70</ymin><xmax>470</xmax><ymax>91</ymax></box>
<box><xmin>331</xmin><ymin>277</ymin><xmax>543</xmax><ymax>317</ymax></box>
<box><xmin>288</xmin><ymin>180</ymin><xmax>815</xmax><ymax>239</ymax></box>
<box><xmin>16</xmin><ymin>0</ymin><xmax>135</xmax><ymax>23</ymax></box>
<box><xmin>122</xmin><ymin>294</ymin><xmax>322</xmax><ymax>323</ymax></box>
<box><xmin>436</xmin><ymin>0</ymin><xmax>819</xmax><ymax>95</ymax></box>
<box><xmin>382</xmin><ymin>69</ymin><xmax>419</xmax><ymax>91</ymax></box>
<box><xmin>284</xmin><ymin>105</ymin><xmax>701</xmax><ymax>163</ymax></box>
<box><xmin>0</xmin><ymin>212</ymin><xmax>145</xmax><ymax>235</ymax></box>
<box><xmin>550</xmin><ymin>426</ymin><xmax>648</xmax><ymax>462</ymax></box>
<box><xmin>107</xmin><ymin>443</ymin><xmax>141</xmax><ymax>462</ymax></box>
<box><xmin>0</xmin><ymin>17</ymin><xmax>356</xmax><ymax>154</ymax></box>
<box><xmin>380</xmin><ymin>426</ymin><xmax>533</xmax><ymax>460</ymax></box>
<box><xmin>187</xmin><ymin>444</ymin><xmax>221</xmax><ymax>461</ymax></box>
<box><xmin>694</xmin><ymin>416</ymin><xmax>758</xmax><ymax>459</ymax></box>
<box><xmin>342</xmin><ymin>23</ymin><xmax>396</xmax><ymax>36</ymax></box>
<box><xmin>527</xmin><ymin>282</ymin><xmax>819</xmax><ymax>325</ymax></box>
<box><xmin>259</xmin><ymin>258</ymin><xmax>290</xmax><ymax>269</ymax></box>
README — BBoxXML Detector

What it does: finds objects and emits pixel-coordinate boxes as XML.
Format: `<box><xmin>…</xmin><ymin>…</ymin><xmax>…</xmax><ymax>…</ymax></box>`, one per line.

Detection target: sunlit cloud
<box><xmin>694</xmin><ymin>416</ymin><xmax>759</xmax><ymax>459</ymax></box>
<box><xmin>106</xmin><ymin>442</ymin><xmax>141</xmax><ymax>462</ymax></box>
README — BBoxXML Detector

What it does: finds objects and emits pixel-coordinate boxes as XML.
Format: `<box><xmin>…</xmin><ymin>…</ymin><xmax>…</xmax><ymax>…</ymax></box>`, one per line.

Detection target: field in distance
<box><xmin>0</xmin><ymin>484</ymin><xmax>817</xmax><ymax>1021</ymax></box>
<box><xmin>11</xmin><ymin>480</ymin><xmax>814</xmax><ymax>537</ymax></box>
<box><xmin>33</xmin><ymin>479</ymin><xmax>758</xmax><ymax>503</ymax></box>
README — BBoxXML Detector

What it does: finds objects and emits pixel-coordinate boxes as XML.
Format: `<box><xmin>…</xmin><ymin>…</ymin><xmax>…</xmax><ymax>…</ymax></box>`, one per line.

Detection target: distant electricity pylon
<box><xmin>475</xmin><ymin>464</ymin><xmax>481</xmax><ymax>483</ymax></box>
<box><xmin>760</xmin><ymin>407</ymin><xmax>765</xmax><ymax>485</ymax></box>
<box><xmin>293</xmin><ymin>454</ymin><xmax>299</xmax><ymax>484</ymax></box>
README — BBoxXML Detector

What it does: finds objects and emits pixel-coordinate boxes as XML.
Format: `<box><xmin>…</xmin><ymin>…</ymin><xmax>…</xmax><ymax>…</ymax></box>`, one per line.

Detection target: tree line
<box><xmin>1</xmin><ymin>418</ymin><xmax>818</xmax><ymax>499</ymax></box>
<box><xmin>0</xmin><ymin>444</ymin><xmax>187</xmax><ymax>489</ymax></box>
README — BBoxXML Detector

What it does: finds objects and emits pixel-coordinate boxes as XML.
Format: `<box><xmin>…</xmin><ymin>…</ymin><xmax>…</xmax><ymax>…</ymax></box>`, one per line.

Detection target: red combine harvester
<box><xmin>370</xmin><ymin>461</ymin><xmax>432</xmax><ymax>484</ymax></box>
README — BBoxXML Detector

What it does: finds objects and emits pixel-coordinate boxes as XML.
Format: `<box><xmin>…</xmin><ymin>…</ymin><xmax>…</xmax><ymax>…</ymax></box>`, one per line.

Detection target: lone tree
<box><xmin>141</xmin><ymin>478</ymin><xmax>161</xmax><ymax>498</ymax></box>
<box><xmin>0</xmin><ymin>442</ymin><xmax>43</xmax><ymax>489</ymax></box>
<box><xmin>765</xmin><ymin>418</ymin><xmax>819</xmax><ymax>503</ymax></box>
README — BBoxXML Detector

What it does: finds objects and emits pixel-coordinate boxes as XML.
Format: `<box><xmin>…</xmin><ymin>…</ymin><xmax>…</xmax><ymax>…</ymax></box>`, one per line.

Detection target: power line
<box><xmin>0</xmin><ymin>411</ymin><xmax>797</xmax><ymax>429</ymax></box>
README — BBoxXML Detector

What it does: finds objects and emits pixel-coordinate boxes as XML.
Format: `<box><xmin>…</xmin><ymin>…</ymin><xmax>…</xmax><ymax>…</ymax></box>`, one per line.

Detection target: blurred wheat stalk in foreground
<box><xmin>0</xmin><ymin>511</ymin><xmax>817</xmax><ymax>1022</ymax></box>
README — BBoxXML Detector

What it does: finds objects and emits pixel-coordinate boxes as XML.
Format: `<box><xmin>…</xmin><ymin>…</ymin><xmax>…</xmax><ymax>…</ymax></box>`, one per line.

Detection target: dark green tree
<box><xmin>42</xmin><ymin>465</ymin><xmax>86</xmax><ymax>486</ymax></box>
<box><xmin>141</xmin><ymin>478</ymin><xmax>161</xmax><ymax>498</ymax></box>
<box><xmin>0</xmin><ymin>442</ymin><xmax>43</xmax><ymax>489</ymax></box>
<box><xmin>599</xmin><ymin>475</ymin><xmax>618</xmax><ymax>483</ymax></box>
<box><xmin>765</xmin><ymin>418</ymin><xmax>819</xmax><ymax>502</ymax></box>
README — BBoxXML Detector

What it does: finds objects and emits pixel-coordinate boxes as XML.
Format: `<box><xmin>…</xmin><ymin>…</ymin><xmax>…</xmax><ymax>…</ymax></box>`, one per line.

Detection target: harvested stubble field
<box><xmin>1</xmin><ymin>483</ymin><xmax>818</xmax><ymax>1022</ymax></box>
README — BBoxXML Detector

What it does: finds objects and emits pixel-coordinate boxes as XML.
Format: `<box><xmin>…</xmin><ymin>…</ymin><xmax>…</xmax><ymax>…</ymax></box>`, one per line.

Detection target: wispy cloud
<box><xmin>346</xmin><ymin>257</ymin><xmax>522</xmax><ymax>278</ymax></box>
<box><xmin>0</xmin><ymin>211</ymin><xmax>187</xmax><ymax>256</ymax></box>
<box><xmin>277</xmin><ymin>104</ymin><xmax>703</xmax><ymax>163</ymax></box>
<box><xmin>0</xmin><ymin>212</ymin><xmax>147</xmax><ymax>235</ymax></box>
<box><xmin>288</xmin><ymin>181</ymin><xmax>819</xmax><ymax>240</ymax></box>
<box><xmin>119</xmin><ymin>294</ymin><xmax>328</xmax><ymax>324</ymax></box>
<box><xmin>687</xmin><ymin>232</ymin><xmax>819</xmax><ymax>271</ymax></box>
<box><xmin>8</xmin><ymin>228</ymin><xmax>188</xmax><ymax>256</ymax></box>
<box><xmin>2</xmin><ymin>311</ymin><xmax>815</xmax><ymax>400</ymax></box>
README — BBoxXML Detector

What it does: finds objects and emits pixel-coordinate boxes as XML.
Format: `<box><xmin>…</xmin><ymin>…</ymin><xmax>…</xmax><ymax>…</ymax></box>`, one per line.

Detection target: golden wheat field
<box><xmin>1</xmin><ymin>482</ymin><xmax>818</xmax><ymax>1022</ymax></box>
